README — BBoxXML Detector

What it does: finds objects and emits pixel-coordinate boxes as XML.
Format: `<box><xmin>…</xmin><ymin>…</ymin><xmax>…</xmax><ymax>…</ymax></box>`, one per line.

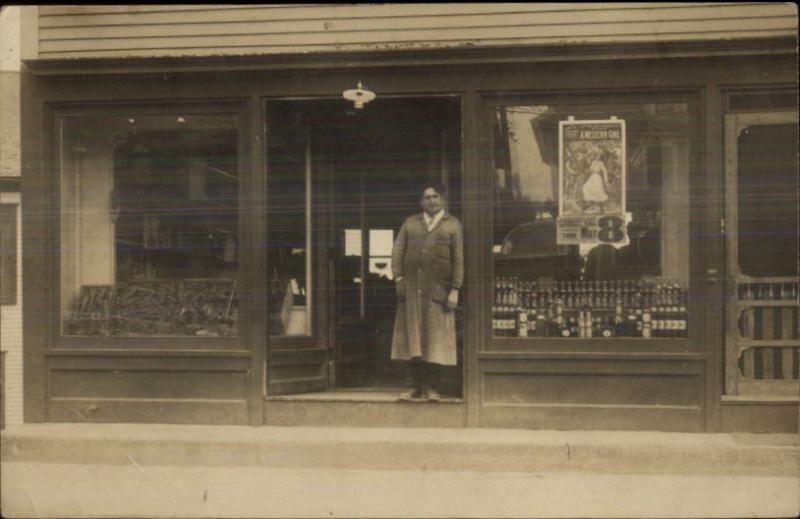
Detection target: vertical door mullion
<box><xmin>248</xmin><ymin>96</ymin><xmax>267</xmax><ymax>424</ymax></box>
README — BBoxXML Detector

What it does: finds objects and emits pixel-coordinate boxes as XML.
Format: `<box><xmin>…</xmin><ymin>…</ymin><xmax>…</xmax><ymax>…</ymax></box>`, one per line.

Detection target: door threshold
<box><xmin>267</xmin><ymin>388</ymin><xmax>463</xmax><ymax>404</ymax></box>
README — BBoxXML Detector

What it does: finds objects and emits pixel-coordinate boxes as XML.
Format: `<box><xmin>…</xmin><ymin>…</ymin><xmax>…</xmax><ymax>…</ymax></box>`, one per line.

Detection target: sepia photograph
<box><xmin>0</xmin><ymin>3</ymin><xmax>798</xmax><ymax>518</ymax></box>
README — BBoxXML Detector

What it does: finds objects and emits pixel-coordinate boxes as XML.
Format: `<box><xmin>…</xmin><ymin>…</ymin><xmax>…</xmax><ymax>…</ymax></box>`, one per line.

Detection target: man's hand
<box><xmin>446</xmin><ymin>288</ymin><xmax>459</xmax><ymax>311</ymax></box>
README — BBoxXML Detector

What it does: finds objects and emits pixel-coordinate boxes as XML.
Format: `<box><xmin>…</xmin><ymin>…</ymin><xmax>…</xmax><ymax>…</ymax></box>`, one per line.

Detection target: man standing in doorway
<box><xmin>391</xmin><ymin>182</ymin><xmax>463</xmax><ymax>401</ymax></box>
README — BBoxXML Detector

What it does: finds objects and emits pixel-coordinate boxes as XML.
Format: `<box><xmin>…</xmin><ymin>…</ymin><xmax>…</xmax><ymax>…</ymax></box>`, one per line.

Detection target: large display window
<box><xmin>491</xmin><ymin>100</ymin><xmax>691</xmax><ymax>339</ymax></box>
<box><xmin>58</xmin><ymin>110</ymin><xmax>241</xmax><ymax>337</ymax></box>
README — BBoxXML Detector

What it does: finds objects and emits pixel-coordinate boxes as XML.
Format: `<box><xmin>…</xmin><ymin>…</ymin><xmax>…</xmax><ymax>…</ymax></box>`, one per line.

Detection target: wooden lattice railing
<box><xmin>726</xmin><ymin>276</ymin><xmax>800</xmax><ymax>399</ymax></box>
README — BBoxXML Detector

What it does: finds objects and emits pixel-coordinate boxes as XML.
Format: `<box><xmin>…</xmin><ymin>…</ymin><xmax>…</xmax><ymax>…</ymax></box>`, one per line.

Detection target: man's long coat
<box><xmin>391</xmin><ymin>212</ymin><xmax>464</xmax><ymax>366</ymax></box>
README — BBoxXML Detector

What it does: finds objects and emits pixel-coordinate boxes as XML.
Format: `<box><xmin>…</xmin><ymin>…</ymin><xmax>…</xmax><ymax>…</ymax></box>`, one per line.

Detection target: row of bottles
<box><xmin>737</xmin><ymin>282</ymin><xmax>799</xmax><ymax>301</ymax></box>
<box><xmin>492</xmin><ymin>277</ymin><xmax>689</xmax><ymax>339</ymax></box>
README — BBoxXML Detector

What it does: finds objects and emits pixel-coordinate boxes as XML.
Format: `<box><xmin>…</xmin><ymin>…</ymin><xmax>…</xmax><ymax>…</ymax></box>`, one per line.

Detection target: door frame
<box><xmin>723</xmin><ymin>109</ymin><xmax>800</xmax><ymax>398</ymax></box>
<box><xmin>262</xmin><ymin>94</ymin><xmax>469</xmax><ymax>409</ymax></box>
<box><xmin>264</xmin><ymin>113</ymin><xmax>333</xmax><ymax>397</ymax></box>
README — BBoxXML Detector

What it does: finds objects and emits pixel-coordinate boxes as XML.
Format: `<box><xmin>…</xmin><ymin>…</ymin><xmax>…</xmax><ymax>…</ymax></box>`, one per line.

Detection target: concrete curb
<box><xmin>2</xmin><ymin>424</ymin><xmax>798</xmax><ymax>476</ymax></box>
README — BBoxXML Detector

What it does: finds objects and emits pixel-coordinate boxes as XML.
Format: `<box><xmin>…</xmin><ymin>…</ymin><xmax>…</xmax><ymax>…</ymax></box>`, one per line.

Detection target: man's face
<box><xmin>420</xmin><ymin>188</ymin><xmax>443</xmax><ymax>215</ymax></box>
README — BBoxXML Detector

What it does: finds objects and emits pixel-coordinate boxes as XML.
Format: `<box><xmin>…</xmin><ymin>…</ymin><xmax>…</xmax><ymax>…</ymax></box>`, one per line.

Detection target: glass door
<box><xmin>265</xmin><ymin>102</ymin><xmax>330</xmax><ymax>395</ymax></box>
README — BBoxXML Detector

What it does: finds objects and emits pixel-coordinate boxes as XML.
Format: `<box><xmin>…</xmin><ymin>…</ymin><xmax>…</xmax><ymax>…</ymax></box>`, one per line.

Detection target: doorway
<box><xmin>723</xmin><ymin>107</ymin><xmax>799</xmax><ymax>399</ymax></box>
<box><xmin>265</xmin><ymin>96</ymin><xmax>463</xmax><ymax>399</ymax></box>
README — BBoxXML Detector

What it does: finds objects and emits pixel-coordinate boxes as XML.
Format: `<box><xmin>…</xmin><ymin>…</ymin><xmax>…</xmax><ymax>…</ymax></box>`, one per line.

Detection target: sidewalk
<box><xmin>2</xmin><ymin>423</ymin><xmax>798</xmax><ymax>475</ymax></box>
<box><xmin>2</xmin><ymin>423</ymin><xmax>799</xmax><ymax>518</ymax></box>
<box><xmin>3</xmin><ymin>462</ymin><xmax>799</xmax><ymax>518</ymax></box>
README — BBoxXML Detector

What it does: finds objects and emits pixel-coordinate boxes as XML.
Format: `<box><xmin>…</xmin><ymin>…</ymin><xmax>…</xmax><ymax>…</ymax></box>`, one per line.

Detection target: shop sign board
<box><xmin>557</xmin><ymin>117</ymin><xmax>630</xmax><ymax>254</ymax></box>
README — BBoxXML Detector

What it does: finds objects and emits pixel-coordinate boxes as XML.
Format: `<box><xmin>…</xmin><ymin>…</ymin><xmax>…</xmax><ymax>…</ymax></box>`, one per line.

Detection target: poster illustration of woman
<box><xmin>559</xmin><ymin>120</ymin><xmax>625</xmax><ymax>218</ymax></box>
<box><xmin>581</xmin><ymin>145</ymin><xmax>610</xmax><ymax>213</ymax></box>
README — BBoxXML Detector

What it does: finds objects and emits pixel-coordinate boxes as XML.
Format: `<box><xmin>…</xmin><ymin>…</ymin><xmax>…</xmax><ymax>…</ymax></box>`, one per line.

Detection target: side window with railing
<box><xmin>724</xmin><ymin>94</ymin><xmax>799</xmax><ymax>398</ymax></box>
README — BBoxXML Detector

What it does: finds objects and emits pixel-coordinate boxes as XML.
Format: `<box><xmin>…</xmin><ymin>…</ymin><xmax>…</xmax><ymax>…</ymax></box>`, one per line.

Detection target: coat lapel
<box><xmin>421</xmin><ymin>211</ymin><xmax>449</xmax><ymax>234</ymax></box>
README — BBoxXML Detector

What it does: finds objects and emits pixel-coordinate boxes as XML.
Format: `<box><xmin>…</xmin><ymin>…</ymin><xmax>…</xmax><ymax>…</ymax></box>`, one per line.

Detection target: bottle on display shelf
<box><xmin>635</xmin><ymin>311</ymin><xmax>643</xmax><ymax>336</ymax></box>
<box><xmin>536</xmin><ymin>311</ymin><xmax>547</xmax><ymax>337</ymax></box>
<box><xmin>555</xmin><ymin>295</ymin><xmax>564</xmax><ymax>325</ymax></box>
<box><xmin>557</xmin><ymin>324</ymin><xmax>572</xmax><ymax>339</ymax></box>
<box><xmin>613</xmin><ymin>311</ymin><xmax>625</xmax><ymax>337</ymax></box>
<box><xmin>668</xmin><ymin>282</ymin><xmax>679</xmax><ymax>338</ymax></box>
<box><xmin>585</xmin><ymin>307</ymin><xmax>594</xmax><ymax>338</ymax></box>
<box><xmin>557</xmin><ymin>314</ymin><xmax>569</xmax><ymax>338</ymax></box>
<box><xmin>586</xmin><ymin>281</ymin><xmax>593</xmax><ymax>307</ymax></box>
<box><xmin>614</xmin><ymin>292</ymin><xmax>623</xmax><ymax>323</ymax></box>
<box><xmin>528</xmin><ymin>308</ymin><xmax>537</xmax><ymax>336</ymax></box>
<box><xmin>642</xmin><ymin>303</ymin><xmax>652</xmax><ymax>339</ymax></box>
<box><xmin>651</xmin><ymin>285</ymin><xmax>662</xmax><ymax>338</ymax></box>
<box><xmin>517</xmin><ymin>305</ymin><xmax>528</xmax><ymax>338</ymax></box>
<box><xmin>566</xmin><ymin>316</ymin><xmax>577</xmax><ymax>338</ymax></box>
<box><xmin>601</xmin><ymin>316</ymin><xmax>615</xmax><ymax>338</ymax></box>
<box><xmin>626</xmin><ymin>312</ymin><xmax>638</xmax><ymax>337</ymax></box>
<box><xmin>565</xmin><ymin>291</ymin><xmax>573</xmax><ymax>309</ymax></box>
<box><xmin>652</xmin><ymin>316</ymin><xmax>662</xmax><ymax>338</ymax></box>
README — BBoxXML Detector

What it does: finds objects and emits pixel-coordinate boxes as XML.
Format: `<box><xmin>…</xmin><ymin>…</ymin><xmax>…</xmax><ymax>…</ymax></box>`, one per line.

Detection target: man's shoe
<box><xmin>399</xmin><ymin>388</ymin><xmax>422</xmax><ymax>401</ymax></box>
<box><xmin>425</xmin><ymin>387</ymin><xmax>442</xmax><ymax>402</ymax></box>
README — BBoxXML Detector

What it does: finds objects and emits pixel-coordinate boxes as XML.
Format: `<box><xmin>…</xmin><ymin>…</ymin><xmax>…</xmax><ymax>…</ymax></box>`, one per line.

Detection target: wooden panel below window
<box><xmin>484</xmin><ymin>373</ymin><xmax>701</xmax><ymax>407</ymax></box>
<box><xmin>44</xmin><ymin>352</ymin><xmax>251</xmax><ymax>424</ymax></box>
<box><xmin>50</xmin><ymin>369</ymin><xmax>247</xmax><ymax>400</ymax></box>
<box><xmin>721</xmin><ymin>399</ymin><xmax>799</xmax><ymax>433</ymax></box>
<box><xmin>47</xmin><ymin>398</ymin><xmax>248</xmax><ymax>425</ymax></box>
<box><xmin>479</xmin><ymin>357</ymin><xmax>704</xmax><ymax>431</ymax></box>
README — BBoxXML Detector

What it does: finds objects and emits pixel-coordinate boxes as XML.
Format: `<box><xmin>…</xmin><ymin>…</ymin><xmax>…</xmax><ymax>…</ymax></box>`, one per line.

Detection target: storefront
<box><xmin>17</xmin><ymin>5</ymin><xmax>798</xmax><ymax>432</ymax></box>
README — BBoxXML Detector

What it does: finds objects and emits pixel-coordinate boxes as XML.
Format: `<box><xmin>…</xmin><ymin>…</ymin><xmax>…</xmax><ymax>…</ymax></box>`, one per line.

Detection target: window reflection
<box><xmin>266</xmin><ymin>116</ymin><xmax>312</xmax><ymax>336</ymax></box>
<box><xmin>60</xmin><ymin>114</ymin><xmax>239</xmax><ymax>337</ymax></box>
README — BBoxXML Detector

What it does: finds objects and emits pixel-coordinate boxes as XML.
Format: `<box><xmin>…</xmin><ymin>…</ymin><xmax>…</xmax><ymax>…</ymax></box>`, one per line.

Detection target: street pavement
<box><xmin>3</xmin><ymin>460</ymin><xmax>799</xmax><ymax>518</ymax></box>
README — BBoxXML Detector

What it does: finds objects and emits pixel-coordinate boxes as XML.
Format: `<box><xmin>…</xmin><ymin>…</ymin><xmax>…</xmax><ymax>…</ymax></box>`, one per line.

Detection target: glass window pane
<box><xmin>492</xmin><ymin>102</ymin><xmax>691</xmax><ymax>339</ymax></box>
<box><xmin>736</xmin><ymin>124</ymin><xmax>799</xmax><ymax>277</ymax></box>
<box><xmin>60</xmin><ymin>113</ymin><xmax>239</xmax><ymax>337</ymax></box>
<box><xmin>266</xmin><ymin>109</ymin><xmax>312</xmax><ymax>337</ymax></box>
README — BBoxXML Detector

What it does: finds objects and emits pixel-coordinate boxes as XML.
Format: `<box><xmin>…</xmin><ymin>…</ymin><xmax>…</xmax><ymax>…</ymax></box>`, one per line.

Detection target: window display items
<box><xmin>491</xmin><ymin>277</ymin><xmax>688</xmax><ymax>339</ymax></box>
<box><xmin>63</xmin><ymin>279</ymin><xmax>238</xmax><ymax>336</ymax></box>
<box><xmin>59</xmin><ymin>115</ymin><xmax>240</xmax><ymax>337</ymax></box>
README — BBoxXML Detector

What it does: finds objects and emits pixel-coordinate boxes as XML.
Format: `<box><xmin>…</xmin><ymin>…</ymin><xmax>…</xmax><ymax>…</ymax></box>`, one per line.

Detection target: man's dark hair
<box><xmin>420</xmin><ymin>181</ymin><xmax>446</xmax><ymax>199</ymax></box>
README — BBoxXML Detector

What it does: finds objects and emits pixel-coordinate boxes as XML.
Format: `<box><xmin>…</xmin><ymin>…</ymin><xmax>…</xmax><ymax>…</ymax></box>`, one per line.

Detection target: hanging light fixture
<box><xmin>342</xmin><ymin>80</ymin><xmax>376</xmax><ymax>110</ymax></box>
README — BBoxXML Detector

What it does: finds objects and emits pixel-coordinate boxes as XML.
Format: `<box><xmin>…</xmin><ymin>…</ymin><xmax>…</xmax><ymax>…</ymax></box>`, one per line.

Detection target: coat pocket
<box><xmin>430</xmin><ymin>282</ymin><xmax>449</xmax><ymax>303</ymax></box>
<box><xmin>395</xmin><ymin>277</ymin><xmax>407</xmax><ymax>299</ymax></box>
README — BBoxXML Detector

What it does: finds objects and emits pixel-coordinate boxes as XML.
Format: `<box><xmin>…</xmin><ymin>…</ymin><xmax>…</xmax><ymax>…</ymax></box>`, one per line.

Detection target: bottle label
<box><xmin>518</xmin><ymin>323</ymin><xmax>528</xmax><ymax>337</ymax></box>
